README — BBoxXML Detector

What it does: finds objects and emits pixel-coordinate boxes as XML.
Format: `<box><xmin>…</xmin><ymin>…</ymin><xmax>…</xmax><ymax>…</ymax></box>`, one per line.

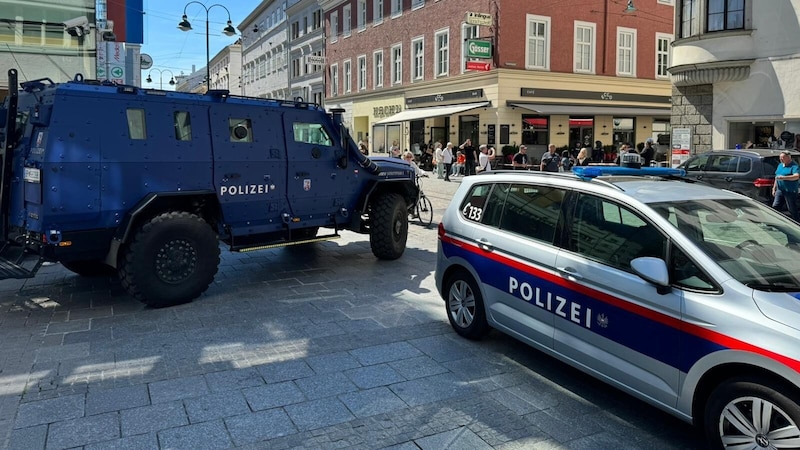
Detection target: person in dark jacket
<box><xmin>641</xmin><ymin>139</ymin><xmax>656</xmax><ymax>167</ymax></box>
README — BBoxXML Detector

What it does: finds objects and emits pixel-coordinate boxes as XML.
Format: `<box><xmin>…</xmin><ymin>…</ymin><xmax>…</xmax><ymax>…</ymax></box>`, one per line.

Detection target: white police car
<box><xmin>435</xmin><ymin>166</ymin><xmax>800</xmax><ymax>449</ymax></box>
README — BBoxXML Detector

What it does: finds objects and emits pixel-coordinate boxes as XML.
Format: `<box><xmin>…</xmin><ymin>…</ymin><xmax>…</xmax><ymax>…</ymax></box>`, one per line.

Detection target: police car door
<box><xmin>553</xmin><ymin>193</ymin><xmax>681</xmax><ymax>407</ymax></box>
<box><xmin>466</xmin><ymin>182</ymin><xmax>565</xmax><ymax>351</ymax></box>
<box><xmin>281</xmin><ymin>109</ymin><xmax>352</xmax><ymax>227</ymax></box>
<box><xmin>210</xmin><ymin>103</ymin><xmax>289</xmax><ymax>237</ymax></box>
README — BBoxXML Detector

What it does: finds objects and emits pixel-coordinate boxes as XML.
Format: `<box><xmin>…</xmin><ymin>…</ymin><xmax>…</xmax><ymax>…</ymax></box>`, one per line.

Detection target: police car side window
<box><xmin>570</xmin><ymin>193</ymin><xmax>667</xmax><ymax>272</ymax></box>
<box><xmin>126</xmin><ymin>108</ymin><xmax>146</xmax><ymax>140</ymax></box>
<box><xmin>499</xmin><ymin>184</ymin><xmax>565</xmax><ymax>244</ymax></box>
<box><xmin>460</xmin><ymin>184</ymin><xmax>500</xmax><ymax>224</ymax></box>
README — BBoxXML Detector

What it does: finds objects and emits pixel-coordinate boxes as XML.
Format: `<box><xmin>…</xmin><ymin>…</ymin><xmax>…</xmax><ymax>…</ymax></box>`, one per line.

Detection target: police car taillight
<box><xmin>754</xmin><ymin>177</ymin><xmax>774</xmax><ymax>188</ymax></box>
<box><xmin>438</xmin><ymin>222</ymin><xmax>445</xmax><ymax>240</ymax></box>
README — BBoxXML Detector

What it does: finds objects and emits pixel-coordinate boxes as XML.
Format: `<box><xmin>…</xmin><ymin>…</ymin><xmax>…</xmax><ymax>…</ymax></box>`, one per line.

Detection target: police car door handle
<box><xmin>476</xmin><ymin>238</ymin><xmax>494</xmax><ymax>251</ymax></box>
<box><xmin>558</xmin><ymin>266</ymin><xmax>583</xmax><ymax>280</ymax></box>
<box><xmin>724</xmin><ymin>176</ymin><xmax>733</xmax><ymax>182</ymax></box>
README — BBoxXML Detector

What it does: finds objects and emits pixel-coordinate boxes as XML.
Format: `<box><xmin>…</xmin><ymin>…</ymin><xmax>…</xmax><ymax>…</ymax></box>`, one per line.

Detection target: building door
<box><xmin>410</xmin><ymin>120</ymin><xmax>425</xmax><ymax>154</ymax></box>
<box><xmin>459</xmin><ymin>114</ymin><xmax>479</xmax><ymax>145</ymax></box>
<box><xmin>569</xmin><ymin>117</ymin><xmax>594</xmax><ymax>149</ymax></box>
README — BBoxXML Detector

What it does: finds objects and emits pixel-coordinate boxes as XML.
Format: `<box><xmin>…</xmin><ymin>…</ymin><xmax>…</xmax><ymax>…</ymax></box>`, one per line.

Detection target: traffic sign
<box><xmin>465</xmin><ymin>12</ymin><xmax>492</xmax><ymax>26</ymax></box>
<box><xmin>466</xmin><ymin>61</ymin><xmax>491</xmax><ymax>71</ymax></box>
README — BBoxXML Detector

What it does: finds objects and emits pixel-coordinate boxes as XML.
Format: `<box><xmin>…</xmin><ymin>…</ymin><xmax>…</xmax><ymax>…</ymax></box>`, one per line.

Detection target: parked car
<box><xmin>435</xmin><ymin>166</ymin><xmax>800</xmax><ymax>450</ymax></box>
<box><xmin>678</xmin><ymin>148</ymin><xmax>800</xmax><ymax>204</ymax></box>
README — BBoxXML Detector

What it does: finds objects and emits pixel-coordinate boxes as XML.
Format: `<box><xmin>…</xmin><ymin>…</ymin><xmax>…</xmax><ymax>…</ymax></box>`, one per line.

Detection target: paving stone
<box><xmin>84</xmin><ymin>433</ymin><xmax>158</xmax><ymax>450</ymax></box>
<box><xmin>338</xmin><ymin>387</ymin><xmax>408</xmax><ymax>418</ymax></box>
<box><xmin>7</xmin><ymin>424</ymin><xmax>47</xmax><ymax>450</ymax></box>
<box><xmin>414</xmin><ymin>427</ymin><xmax>493</xmax><ymax>450</ymax></box>
<box><xmin>343</xmin><ymin>364</ymin><xmax>406</xmax><ymax>389</ymax></box>
<box><xmin>242</xmin><ymin>380</ymin><xmax>306</xmax><ymax>411</ymax></box>
<box><xmin>45</xmin><ymin>319</ymin><xmax>91</xmax><ymax>335</ymax></box>
<box><xmin>157</xmin><ymin>420</ymin><xmax>233</xmax><ymax>450</ymax></box>
<box><xmin>306</xmin><ymin>352</ymin><xmax>361</xmax><ymax>374</ymax></box>
<box><xmin>349</xmin><ymin>342</ymin><xmax>423</xmax><ymax>366</ymax></box>
<box><xmin>390</xmin><ymin>373</ymin><xmax>477</xmax><ymax>407</ymax></box>
<box><xmin>388</xmin><ymin>356</ymin><xmax>449</xmax><ymax>380</ymax></box>
<box><xmin>284</xmin><ymin>398</ymin><xmax>355</xmax><ymax>431</ymax></box>
<box><xmin>45</xmin><ymin>412</ymin><xmax>119</xmax><ymax>450</ymax></box>
<box><xmin>256</xmin><ymin>359</ymin><xmax>315</xmax><ymax>382</ymax></box>
<box><xmin>293</xmin><ymin>372</ymin><xmax>358</xmax><ymax>399</ymax></box>
<box><xmin>14</xmin><ymin>394</ymin><xmax>85</xmax><ymax>428</ymax></box>
<box><xmin>203</xmin><ymin>367</ymin><xmax>265</xmax><ymax>392</ymax></box>
<box><xmin>120</xmin><ymin>401</ymin><xmax>188</xmax><ymax>436</ymax></box>
<box><xmin>225</xmin><ymin>409</ymin><xmax>298</xmax><ymax>446</ymax></box>
<box><xmin>86</xmin><ymin>385</ymin><xmax>150</xmax><ymax>416</ymax></box>
<box><xmin>147</xmin><ymin>374</ymin><xmax>209</xmax><ymax>403</ymax></box>
<box><xmin>184</xmin><ymin>390</ymin><xmax>250</xmax><ymax>423</ymax></box>
<box><xmin>408</xmin><ymin>335</ymin><xmax>475</xmax><ymax>363</ymax></box>
<box><xmin>33</xmin><ymin>343</ymin><xmax>90</xmax><ymax>363</ymax></box>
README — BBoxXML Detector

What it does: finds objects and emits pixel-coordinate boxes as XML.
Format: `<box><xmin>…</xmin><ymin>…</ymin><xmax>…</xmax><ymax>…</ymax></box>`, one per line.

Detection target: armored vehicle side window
<box><xmin>174</xmin><ymin>111</ymin><xmax>191</xmax><ymax>141</ymax></box>
<box><xmin>126</xmin><ymin>109</ymin><xmax>146</xmax><ymax>140</ymax></box>
<box><xmin>229</xmin><ymin>118</ymin><xmax>253</xmax><ymax>142</ymax></box>
<box><xmin>293</xmin><ymin>123</ymin><xmax>332</xmax><ymax>146</ymax></box>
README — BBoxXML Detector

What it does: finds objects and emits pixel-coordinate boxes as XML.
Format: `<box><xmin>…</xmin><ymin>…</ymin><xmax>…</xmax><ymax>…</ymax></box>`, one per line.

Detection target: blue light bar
<box><xmin>572</xmin><ymin>166</ymin><xmax>686</xmax><ymax>178</ymax></box>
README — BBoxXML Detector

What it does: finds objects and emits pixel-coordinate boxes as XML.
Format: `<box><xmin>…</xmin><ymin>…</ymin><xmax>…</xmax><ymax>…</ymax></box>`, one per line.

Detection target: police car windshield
<box><xmin>650</xmin><ymin>198</ymin><xmax>800</xmax><ymax>290</ymax></box>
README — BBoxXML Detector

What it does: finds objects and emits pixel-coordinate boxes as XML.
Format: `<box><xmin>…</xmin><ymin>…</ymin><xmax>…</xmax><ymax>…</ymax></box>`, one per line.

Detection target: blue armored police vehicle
<box><xmin>0</xmin><ymin>69</ymin><xmax>418</xmax><ymax>307</ymax></box>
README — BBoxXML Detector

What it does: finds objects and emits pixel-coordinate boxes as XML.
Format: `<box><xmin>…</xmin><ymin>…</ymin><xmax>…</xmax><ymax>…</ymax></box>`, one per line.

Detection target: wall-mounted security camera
<box><xmin>64</xmin><ymin>16</ymin><xmax>90</xmax><ymax>37</ymax></box>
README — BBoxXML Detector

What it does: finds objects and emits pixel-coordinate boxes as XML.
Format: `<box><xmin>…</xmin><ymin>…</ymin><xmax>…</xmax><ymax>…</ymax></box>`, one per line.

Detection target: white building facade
<box><xmin>671</xmin><ymin>0</ymin><xmax>800</xmax><ymax>152</ymax></box>
<box><xmin>209</xmin><ymin>41</ymin><xmax>242</xmax><ymax>95</ymax></box>
<box><xmin>239</xmin><ymin>0</ymin><xmax>298</xmax><ymax>99</ymax></box>
<box><xmin>286</xmin><ymin>0</ymin><xmax>325</xmax><ymax>105</ymax></box>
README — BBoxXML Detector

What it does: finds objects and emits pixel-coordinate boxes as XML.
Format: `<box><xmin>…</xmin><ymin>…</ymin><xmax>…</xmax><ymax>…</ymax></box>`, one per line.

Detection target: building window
<box><xmin>374</xmin><ymin>50</ymin><xmax>384</xmax><ymax>88</ymax></box>
<box><xmin>656</xmin><ymin>33</ymin><xmax>672</xmax><ymax>78</ymax></box>
<box><xmin>391</xmin><ymin>0</ymin><xmax>402</xmax><ymax>17</ymax></box>
<box><xmin>358</xmin><ymin>55</ymin><xmax>367</xmax><ymax>90</ymax></box>
<box><xmin>708</xmin><ymin>0</ymin><xmax>744</xmax><ymax>32</ymax></box>
<box><xmin>616</xmin><ymin>27</ymin><xmax>636</xmax><ymax>77</ymax></box>
<box><xmin>525</xmin><ymin>14</ymin><xmax>550</xmax><ymax>70</ymax></box>
<box><xmin>391</xmin><ymin>44</ymin><xmax>402</xmax><ymax>85</ymax></box>
<box><xmin>291</xmin><ymin>21</ymin><xmax>299</xmax><ymax>40</ymax></box>
<box><xmin>358</xmin><ymin>0</ymin><xmax>367</xmax><ymax>30</ymax></box>
<box><xmin>330</xmin><ymin>11</ymin><xmax>338</xmax><ymax>42</ymax></box>
<box><xmin>680</xmin><ymin>0</ymin><xmax>700</xmax><ymax>38</ymax></box>
<box><xmin>574</xmin><ymin>22</ymin><xmax>595</xmax><ymax>74</ymax></box>
<box><xmin>330</xmin><ymin>63</ymin><xmax>338</xmax><ymax>96</ymax></box>
<box><xmin>461</xmin><ymin>24</ymin><xmax>479</xmax><ymax>74</ymax></box>
<box><xmin>292</xmin><ymin>57</ymin><xmax>301</xmax><ymax>78</ymax></box>
<box><xmin>374</xmin><ymin>0</ymin><xmax>383</xmax><ymax>24</ymax></box>
<box><xmin>412</xmin><ymin>37</ymin><xmax>424</xmax><ymax>81</ymax></box>
<box><xmin>312</xmin><ymin>10</ymin><xmax>322</xmax><ymax>30</ymax></box>
<box><xmin>435</xmin><ymin>29</ymin><xmax>449</xmax><ymax>77</ymax></box>
<box><xmin>343</xmin><ymin>5</ymin><xmax>351</xmax><ymax>37</ymax></box>
<box><xmin>412</xmin><ymin>0</ymin><xmax>424</xmax><ymax>9</ymax></box>
<box><xmin>343</xmin><ymin>59</ymin><xmax>352</xmax><ymax>93</ymax></box>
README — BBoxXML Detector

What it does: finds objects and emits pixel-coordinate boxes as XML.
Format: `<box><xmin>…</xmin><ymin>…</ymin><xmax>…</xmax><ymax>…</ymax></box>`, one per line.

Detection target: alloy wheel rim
<box><xmin>719</xmin><ymin>396</ymin><xmax>800</xmax><ymax>449</ymax></box>
<box><xmin>448</xmin><ymin>280</ymin><xmax>475</xmax><ymax>328</ymax></box>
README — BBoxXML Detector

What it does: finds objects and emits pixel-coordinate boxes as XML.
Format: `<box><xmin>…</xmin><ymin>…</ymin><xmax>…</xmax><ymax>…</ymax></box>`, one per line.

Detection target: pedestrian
<box><xmin>460</xmin><ymin>139</ymin><xmax>477</xmax><ymax>176</ymax></box>
<box><xmin>641</xmin><ymin>139</ymin><xmax>656</xmax><ymax>167</ymax></box>
<box><xmin>513</xmin><ymin>145</ymin><xmax>529</xmax><ymax>170</ymax></box>
<box><xmin>772</xmin><ymin>151</ymin><xmax>800</xmax><ymax>221</ymax></box>
<box><xmin>561</xmin><ymin>150</ymin><xmax>574</xmax><ymax>172</ymax></box>
<box><xmin>540</xmin><ymin>144</ymin><xmax>560</xmax><ymax>172</ymax></box>
<box><xmin>452</xmin><ymin>149</ymin><xmax>465</xmax><ymax>176</ymax></box>
<box><xmin>403</xmin><ymin>151</ymin><xmax>427</xmax><ymax>177</ymax></box>
<box><xmin>441</xmin><ymin>142</ymin><xmax>454</xmax><ymax>181</ymax></box>
<box><xmin>576</xmin><ymin>147</ymin><xmax>591</xmax><ymax>166</ymax></box>
<box><xmin>434</xmin><ymin>142</ymin><xmax>444</xmax><ymax>179</ymax></box>
<box><xmin>391</xmin><ymin>140</ymin><xmax>401</xmax><ymax>158</ymax></box>
<box><xmin>358</xmin><ymin>141</ymin><xmax>369</xmax><ymax>155</ymax></box>
<box><xmin>745</xmin><ymin>140</ymin><xmax>755</xmax><ymax>149</ymax></box>
<box><xmin>477</xmin><ymin>145</ymin><xmax>492</xmax><ymax>173</ymax></box>
<box><xmin>593</xmin><ymin>140</ymin><xmax>604</xmax><ymax>163</ymax></box>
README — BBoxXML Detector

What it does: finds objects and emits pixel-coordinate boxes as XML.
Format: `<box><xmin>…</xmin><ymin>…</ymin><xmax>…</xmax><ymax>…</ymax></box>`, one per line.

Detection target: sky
<box><xmin>138</xmin><ymin>0</ymin><xmax>260</xmax><ymax>89</ymax></box>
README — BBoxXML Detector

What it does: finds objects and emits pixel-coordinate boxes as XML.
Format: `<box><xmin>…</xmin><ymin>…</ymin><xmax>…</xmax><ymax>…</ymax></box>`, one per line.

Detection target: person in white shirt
<box><xmin>441</xmin><ymin>142</ymin><xmax>454</xmax><ymax>182</ymax></box>
<box><xmin>478</xmin><ymin>145</ymin><xmax>493</xmax><ymax>173</ymax></box>
<box><xmin>403</xmin><ymin>151</ymin><xmax>428</xmax><ymax>177</ymax></box>
<box><xmin>433</xmin><ymin>143</ymin><xmax>444</xmax><ymax>179</ymax></box>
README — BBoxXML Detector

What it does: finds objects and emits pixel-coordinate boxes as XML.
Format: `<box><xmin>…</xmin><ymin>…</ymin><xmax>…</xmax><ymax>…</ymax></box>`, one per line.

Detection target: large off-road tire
<box><xmin>704</xmin><ymin>377</ymin><xmax>800</xmax><ymax>449</ymax></box>
<box><xmin>369</xmin><ymin>193</ymin><xmax>408</xmax><ymax>260</ymax></box>
<box><xmin>444</xmin><ymin>269</ymin><xmax>490</xmax><ymax>340</ymax></box>
<box><xmin>119</xmin><ymin>212</ymin><xmax>220</xmax><ymax>308</ymax></box>
<box><xmin>61</xmin><ymin>260</ymin><xmax>117</xmax><ymax>277</ymax></box>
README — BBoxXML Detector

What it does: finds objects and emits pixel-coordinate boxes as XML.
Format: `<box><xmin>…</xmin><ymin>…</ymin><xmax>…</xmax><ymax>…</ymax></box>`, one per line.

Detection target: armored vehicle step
<box><xmin>232</xmin><ymin>233</ymin><xmax>341</xmax><ymax>253</ymax></box>
<box><xmin>0</xmin><ymin>245</ymin><xmax>43</xmax><ymax>280</ymax></box>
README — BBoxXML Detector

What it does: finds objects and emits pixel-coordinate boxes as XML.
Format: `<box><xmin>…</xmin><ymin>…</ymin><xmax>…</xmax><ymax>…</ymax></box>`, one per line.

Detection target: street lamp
<box><xmin>146</xmin><ymin>68</ymin><xmax>176</xmax><ymax>90</ymax></box>
<box><xmin>178</xmin><ymin>1</ymin><xmax>237</xmax><ymax>90</ymax></box>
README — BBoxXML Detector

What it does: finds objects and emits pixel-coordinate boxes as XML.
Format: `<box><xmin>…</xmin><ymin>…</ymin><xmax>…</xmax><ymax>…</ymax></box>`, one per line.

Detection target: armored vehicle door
<box><xmin>281</xmin><ymin>109</ymin><xmax>356</xmax><ymax>227</ymax></box>
<box><xmin>210</xmin><ymin>104</ymin><xmax>289</xmax><ymax>237</ymax></box>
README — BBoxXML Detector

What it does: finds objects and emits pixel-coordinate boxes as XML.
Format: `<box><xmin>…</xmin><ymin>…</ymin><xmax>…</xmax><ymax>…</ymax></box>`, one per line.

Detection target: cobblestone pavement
<box><xmin>0</xmin><ymin>175</ymin><xmax>705</xmax><ymax>449</ymax></box>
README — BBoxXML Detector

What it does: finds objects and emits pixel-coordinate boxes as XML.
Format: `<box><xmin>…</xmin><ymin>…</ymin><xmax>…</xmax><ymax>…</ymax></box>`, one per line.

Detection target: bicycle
<box><xmin>409</xmin><ymin>175</ymin><xmax>433</xmax><ymax>226</ymax></box>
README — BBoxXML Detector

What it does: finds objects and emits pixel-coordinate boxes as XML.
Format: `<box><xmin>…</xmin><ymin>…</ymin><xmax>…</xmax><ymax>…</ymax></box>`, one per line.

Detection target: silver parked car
<box><xmin>435</xmin><ymin>166</ymin><xmax>800</xmax><ymax>449</ymax></box>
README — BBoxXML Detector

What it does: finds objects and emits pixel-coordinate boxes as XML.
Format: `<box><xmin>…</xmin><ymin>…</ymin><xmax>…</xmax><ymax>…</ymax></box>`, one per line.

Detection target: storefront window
<box><xmin>522</xmin><ymin>115</ymin><xmax>548</xmax><ymax>146</ymax></box>
<box><xmin>613</xmin><ymin>117</ymin><xmax>635</xmax><ymax>149</ymax></box>
<box><xmin>569</xmin><ymin>117</ymin><xmax>594</xmax><ymax>149</ymax></box>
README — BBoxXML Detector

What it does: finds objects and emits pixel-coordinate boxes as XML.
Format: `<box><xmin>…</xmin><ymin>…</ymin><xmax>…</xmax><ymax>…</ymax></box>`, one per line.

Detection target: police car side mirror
<box><xmin>631</xmin><ymin>257</ymin><xmax>670</xmax><ymax>294</ymax></box>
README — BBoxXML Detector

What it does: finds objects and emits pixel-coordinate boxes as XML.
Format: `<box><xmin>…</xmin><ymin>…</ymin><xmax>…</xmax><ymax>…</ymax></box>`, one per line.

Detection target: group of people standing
<box><xmin>426</xmin><ymin>139</ymin><xmax>498</xmax><ymax>181</ymax></box>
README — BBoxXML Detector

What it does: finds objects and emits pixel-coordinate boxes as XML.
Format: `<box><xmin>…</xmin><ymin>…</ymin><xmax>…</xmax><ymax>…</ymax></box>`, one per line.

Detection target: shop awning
<box><xmin>508</xmin><ymin>102</ymin><xmax>670</xmax><ymax>117</ymax></box>
<box><xmin>375</xmin><ymin>101</ymin><xmax>490</xmax><ymax>124</ymax></box>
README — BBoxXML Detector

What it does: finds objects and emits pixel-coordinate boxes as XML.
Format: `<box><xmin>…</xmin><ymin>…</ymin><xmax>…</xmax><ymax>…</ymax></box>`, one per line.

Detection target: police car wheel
<box><xmin>120</xmin><ymin>212</ymin><xmax>220</xmax><ymax>308</ymax></box>
<box><xmin>369</xmin><ymin>193</ymin><xmax>407</xmax><ymax>260</ymax></box>
<box><xmin>704</xmin><ymin>377</ymin><xmax>800</xmax><ymax>450</ymax></box>
<box><xmin>444</xmin><ymin>270</ymin><xmax>489</xmax><ymax>340</ymax></box>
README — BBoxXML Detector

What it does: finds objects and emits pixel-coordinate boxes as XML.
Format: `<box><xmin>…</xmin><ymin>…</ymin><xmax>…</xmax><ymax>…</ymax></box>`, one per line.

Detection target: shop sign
<box><xmin>466</xmin><ymin>40</ymin><xmax>492</xmax><ymax>59</ymax></box>
<box><xmin>373</xmin><ymin>104</ymin><xmax>403</xmax><ymax>118</ymax></box>
<box><xmin>465</xmin><ymin>12</ymin><xmax>492</xmax><ymax>26</ymax></box>
<box><xmin>671</xmin><ymin>127</ymin><xmax>692</xmax><ymax>168</ymax></box>
<box><xmin>466</xmin><ymin>61</ymin><xmax>490</xmax><ymax>71</ymax></box>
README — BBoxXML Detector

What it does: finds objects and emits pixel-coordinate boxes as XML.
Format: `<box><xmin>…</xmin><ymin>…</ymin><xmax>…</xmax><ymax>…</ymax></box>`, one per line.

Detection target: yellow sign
<box><xmin>465</xmin><ymin>12</ymin><xmax>492</xmax><ymax>26</ymax></box>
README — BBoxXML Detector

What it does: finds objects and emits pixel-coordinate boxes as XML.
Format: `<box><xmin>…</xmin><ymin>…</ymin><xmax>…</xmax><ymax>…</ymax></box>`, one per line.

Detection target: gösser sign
<box><xmin>466</xmin><ymin>40</ymin><xmax>492</xmax><ymax>59</ymax></box>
